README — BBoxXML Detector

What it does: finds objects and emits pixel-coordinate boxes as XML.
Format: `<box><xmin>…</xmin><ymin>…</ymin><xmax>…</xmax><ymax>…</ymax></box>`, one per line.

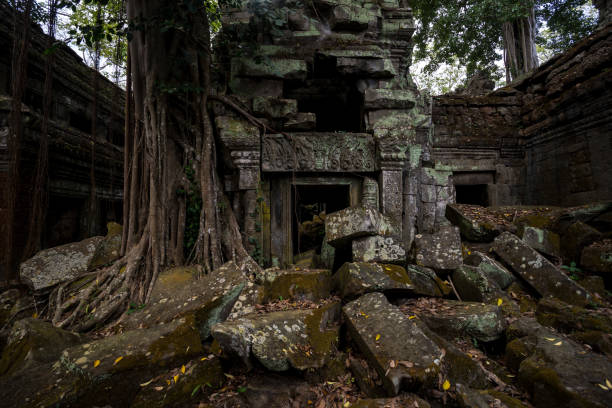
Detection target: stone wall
<box><xmin>0</xmin><ymin>3</ymin><xmax>124</xmax><ymax>279</ymax></box>
<box><xmin>431</xmin><ymin>22</ymin><xmax>612</xmax><ymax>207</ymax></box>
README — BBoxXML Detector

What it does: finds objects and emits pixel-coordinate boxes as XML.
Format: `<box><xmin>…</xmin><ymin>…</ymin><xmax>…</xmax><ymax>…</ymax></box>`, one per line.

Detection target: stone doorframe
<box><xmin>268</xmin><ymin>175</ymin><xmax>363</xmax><ymax>267</ymax></box>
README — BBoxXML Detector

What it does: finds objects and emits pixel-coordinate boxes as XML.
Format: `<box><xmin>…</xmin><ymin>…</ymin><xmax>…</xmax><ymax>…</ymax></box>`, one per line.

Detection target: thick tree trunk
<box><xmin>502</xmin><ymin>7</ymin><xmax>539</xmax><ymax>82</ymax></box>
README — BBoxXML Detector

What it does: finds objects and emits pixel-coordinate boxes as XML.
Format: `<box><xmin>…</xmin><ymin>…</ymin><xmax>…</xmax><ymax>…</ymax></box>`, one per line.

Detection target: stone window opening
<box><xmin>455</xmin><ymin>184</ymin><xmax>489</xmax><ymax>207</ymax></box>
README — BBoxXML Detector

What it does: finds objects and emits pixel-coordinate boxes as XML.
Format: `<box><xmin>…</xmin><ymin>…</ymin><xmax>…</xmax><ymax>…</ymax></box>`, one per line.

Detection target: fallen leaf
<box><xmin>181</xmin><ymin>365</ymin><xmax>186</xmax><ymax>374</ymax></box>
<box><xmin>408</xmin><ymin>315</ymin><xmax>417</xmax><ymax>320</ymax></box>
<box><xmin>32</xmin><ymin>313</ymin><xmax>38</xmax><ymax>319</ymax></box>
<box><xmin>497</xmin><ymin>298</ymin><xmax>503</xmax><ymax>306</ymax></box>
<box><xmin>597</xmin><ymin>383</ymin><xmax>609</xmax><ymax>391</ymax></box>
<box><xmin>154</xmin><ymin>386</ymin><xmax>164</xmax><ymax>391</ymax></box>
<box><xmin>140</xmin><ymin>379</ymin><xmax>154</xmax><ymax>387</ymax></box>
<box><xmin>606</xmin><ymin>379</ymin><xmax>612</xmax><ymax>389</ymax></box>
<box><xmin>191</xmin><ymin>384</ymin><xmax>201</xmax><ymax>397</ymax></box>
<box><xmin>442</xmin><ymin>380</ymin><xmax>451</xmax><ymax>391</ymax></box>
<box><xmin>173</xmin><ymin>374</ymin><xmax>179</xmax><ymax>383</ymax></box>
<box><xmin>113</xmin><ymin>356</ymin><xmax>123</xmax><ymax>366</ymax></box>
<box><xmin>224</xmin><ymin>373</ymin><xmax>235</xmax><ymax>380</ymax></box>
<box><xmin>545</xmin><ymin>337</ymin><xmax>556</xmax><ymax>341</ymax></box>
<box><xmin>201</xmin><ymin>357</ymin><xmax>207</xmax><ymax>361</ymax></box>
<box><xmin>389</xmin><ymin>360</ymin><xmax>396</xmax><ymax>368</ymax></box>
<box><xmin>93</xmin><ymin>360</ymin><xmax>101</xmax><ymax>368</ymax></box>
<box><xmin>166</xmin><ymin>379</ymin><xmax>171</xmax><ymax>385</ymax></box>
<box><xmin>344</xmin><ymin>402</ymin><xmax>351</xmax><ymax>407</ymax></box>
<box><xmin>554</xmin><ymin>341</ymin><xmax>563</xmax><ymax>346</ymax></box>
<box><xmin>375</xmin><ymin>334</ymin><xmax>381</xmax><ymax>341</ymax></box>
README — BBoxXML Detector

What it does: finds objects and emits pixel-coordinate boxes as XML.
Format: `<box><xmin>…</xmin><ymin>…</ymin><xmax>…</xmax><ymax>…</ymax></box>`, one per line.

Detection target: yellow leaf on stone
<box><xmin>344</xmin><ymin>402</ymin><xmax>351</xmax><ymax>407</ymax></box>
<box><xmin>442</xmin><ymin>380</ymin><xmax>451</xmax><ymax>391</ymax></box>
<box><xmin>409</xmin><ymin>315</ymin><xmax>417</xmax><ymax>320</ymax></box>
<box><xmin>545</xmin><ymin>337</ymin><xmax>556</xmax><ymax>341</ymax></box>
<box><xmin>597</xmin><ymin>384</ymin><xmax>609</xmax><ymax>391</ymax></box>
<box><xmin>497</xmin><ymin>298</ymin><xmax>503</xmax><ymax>306</ymax></box>
<box><xmin>606</xmin><ymin>379</ymin><xmax>612</xmax><ymax>389</ymax></box>
<box><xmin>201</xmin><ymin>357</ymin><xmax>207</xmax><ymax>361</ymax></box>
<box><xmin>140</xmin><ymin>379</ymin><xmax>153</xmax><ymax>387</ymax></box>
<box><xmin>554</xmin><ymin>341</ymin><xmax>563</xmax><ymax>346</ymax></box>
<box><xmin>181</xmin><ymin>365</ymin><xmax>186</xmax><ymax>374</ymax></box>
<box><xmin>113</xmin><ymin>356</ymin><xmax>123</xmax><ymax>366</ymax></box>
<box><xmin>375</xmin><ymin>334</ymin><xmax>381</xmax><ymax>341</ymax></box>
<box><xmin>32</xmin><ymin>313</ymin><xmax>38</xmax><ymax>319</ymax></box>
<box><xmin>166</xmin><ymin>379</ymin><xmax>171</xmax><ymax>385</ymax></box>
<box><xmin>93</xmin><ymin>360</ymin><xmax>100</xmax><ymax>368</ymax></box>
<box><xmin>173</xmin><ymin>374</ymin><xmax>179</xmax><ymax>383</ymax></box>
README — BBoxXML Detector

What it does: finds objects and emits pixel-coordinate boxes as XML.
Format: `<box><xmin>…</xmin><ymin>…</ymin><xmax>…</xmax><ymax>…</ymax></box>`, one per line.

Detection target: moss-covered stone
<box><xmin>343</xmin><ymin>293</ymin><xmax>442</xmax><ymax>396</ymax></box>
<box><xmin>536</xmin><ymin>297</ymin><xmax>612</xmax><ymax>334</ymax></box>
<box><xmin>89</xmin><ymin>222</ymin><xmax>122</xmax><ymax>269</ymax></box>
<box><xmin>456</xmin><ymin>385</ymin><xmax>528</xmax><ymax>408</ymax></box>
<box><xmin>335</xmin><ymin>262</ymin><xmax>417</xmax><ymax>299</ymax></box>
<box><xmin>522</xmin><ymin>226</ymin><xmax>561</xmax><ymax>258</ymax></box>
<box><xmin>446</xmin><ymin>204</ymin><xmax>500</xmax><ymax>242</ymax></box>
<box><xmin>263</xmin><ymin>268</ymin><xmax>332</xmax><ymax>302</ymax></box>
<box><xmin>352</xmin><ymin>235</ymin><xmax>406</xmax><ymax>264</ymax></box>
<box><xmin>464</xmin><ymin>251</ymin><xmax>515</xmax><ymax>289</ymax></box>
<box><xmin>252</xmin><ymin>96</ymin><xmax>297</xmax><ymax>119</ymax></box>
<box><xmin>231</xmin><ymin>57</ymin><xmax>307</xmax><ymax>80</ymax></box>
<box><xmin>211</xmin><ymin>302</ymin><xmax>340</xmax><ymax>371</ymax></box>
<box><xmin>581</xmin><ymin>240</ymin><xmax>612</xmax><ymax>274</ymax></box>
<box><xmin>351</xmin><ymin>394</ymin><xmax>431</xmax><ymax>408</ymax></box>
<box><xmin>325</xmin><ymin>207</ymin><xmax>397</xmax><ymax>250</ymax></box>
<box><xmin>414</xmin><ymin>225</ymin><xmax>463</xmax><ymax>271</ymax></box>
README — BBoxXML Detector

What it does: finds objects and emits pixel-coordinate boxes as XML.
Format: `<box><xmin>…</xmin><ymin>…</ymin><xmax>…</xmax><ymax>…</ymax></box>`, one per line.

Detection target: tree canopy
<box><xmin>411</xmin><ymin>0</ymin><xmax>598</xmax><ymax>82</ymax></box>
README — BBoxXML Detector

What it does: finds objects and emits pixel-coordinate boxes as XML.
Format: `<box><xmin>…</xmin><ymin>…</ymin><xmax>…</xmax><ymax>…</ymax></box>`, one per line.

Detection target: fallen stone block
<box><xmin>352</xmin><ymin>394</ymin><xmax>431</xmax><ymax>408</ymax></box>
<box><xmin>560</xmin><ymin>221</ymin><xmax>602</xmax><ymax>263</ymax></box>
<box><xmin>20</xmin><ymin>236</ymin><xmax>104</xmax><ymax>292</ymax></box>
<box><xmin>120</xmin><ymin>262</ymin><xmax>251</xmax><ymax>340</ymax></box>
<box><xmin>411</xmin><ymin>299</ymin><xmax>506</xmax><ymax>342</ymax></box>
<box><xmin>452</xmin><ymin>265</ymin><xmax>504</xmax><ymax>304</ymax></box>
<box><xmin>506</xmin><ymin>317</ymin><xmax>612</xmax><ymax>408</ymax></box>
<box><xmin>455</xmin><ymin>384</ymin><xmax>529</xmax><ymax>408</ymax></box>
<box><xmin>261</xmin><ymin>268</ymin><xmax>332</xmax><ymax>302</ymax></box>
<box><xmin>335</xmin><ymin>262</ymin><xmax>415</xmax><ymax>299</ymax></box>
<box><xmin>326</xmin><ymin>207</ymin><xmax>397</xmax><ymax>249</ymax></box>
<box><xmin>211</xmin><ymin>302</ymin><xmax>340</xmax><ymax>371</ymax></box>
<box><xmin>493</xmin><ymin>232</ymin><xmax>591</xmax><ymax>306</ymax></box>
<box><xmin>522</xmin><ymin>226</ymin><xmax>561</xmax><ymax>258</ymax></box>
<box><xmin>88</xmin><ymin>222</ymin><xmax>122</xmax><ymax>269</ymax></box>
<box><xmin>464</xmin><ymin>251</ymin><xmax>515</xmax><ymax>289</ymax></box>
<box><xmin>405</xmin><ymin>264</ymin><xmax>450</xmax><ymax>297</ymax></box>
<box><xmin>445</xmin><ymin>204</ymin><xmax>501</xmax><ymax>242</ymax></box>
<box><xmin>343</xmin><ymin>292</ymin><xmax>442</xmax><ymax>395</ymax></box>
<box><xmin>352</xmin><ymin>235</ymin><xmax>406</xmax><ymax>264</ymax></box>
<box><xmin>414</xmin><ymin>225</ymin><xmax>463</xmax><ymax>271</ymax></box>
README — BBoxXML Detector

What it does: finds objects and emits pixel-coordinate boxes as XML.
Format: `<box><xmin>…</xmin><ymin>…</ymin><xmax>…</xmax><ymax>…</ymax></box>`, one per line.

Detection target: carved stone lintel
<box><xmin>231</xmin><ymin>150</ymin><xmax>260</xmax><ymax>190</ymax></box>
<box><xmin>262</xmin><ymin>133</ymin><xmax>376</xmax><ymax>172</ymax></box>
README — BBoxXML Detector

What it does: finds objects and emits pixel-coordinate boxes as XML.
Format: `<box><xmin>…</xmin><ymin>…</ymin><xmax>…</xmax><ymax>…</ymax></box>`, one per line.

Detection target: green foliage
<box><xmin>126</xmin><ymin>302</ymin><xmax>146</xmax><ymax>314</ymax></box>
<box><xmin>561</xmin><ymin>261</ymin><xmax>583</xmax><ymax>280</ymax></box>
<box><xmin>411</xmin><ymin>0</ymin><xmax>597</xmax><ymax>78</ymax></box>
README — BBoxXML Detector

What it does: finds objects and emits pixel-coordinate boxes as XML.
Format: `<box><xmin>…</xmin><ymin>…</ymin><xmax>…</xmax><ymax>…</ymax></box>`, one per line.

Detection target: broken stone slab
<box><xmin>522</xmin><ymin>226</ymin><xmax>561</xmax><ymax>258</ymax></box>
<box><xmin>120</xmin><ymin>262</ymin><xmax>251</xmax><ymax>340</ymax></box>
<box><xmin>352</xmin><ymin>394</ymin><xmax>431</xmax><ymax>408</ymax></box>
<box><xmin>19</xmin><ymin>236</ymin><xmax>104</xmax><ymax>292</ymax></box>
<box><xmin>405</xmin><ymin>264</ymin><xmax>450</xmax><ymax>297</ymax></box>
<box><xmin>337</xmin><ymin>57</ymin><xmax>396</xmax><ymax>78</ymax></box>
<box><xmin>329</xmin><ymin>4</ymin><xmax>372</xmax><ymax>31</ymax></box>
<box><xmin>325</xmin><ymin>206</ymin><xmax>397</xmax><ymax>249</ymax></box>
<box><xmin>349</xmin><ymin>355</ymin><xmax>387</xmax><ymax>398</ymax></box>
<box><xmin>464</xmin><ymin>251</ymin><xmax>515</xmax><ymax>289</ymax></box>
<box><xmin>414</xmin><ymin>225</ymin><xmax>463</xmax><ymax>271</ymax></box>
<box><xmin>452</xmin><ymin>265</ymin><xmax>505</xmax><ymax>304</ymax></box>
<box><xmin>363</xmin><ymin>89</ymin><xmax>417</xmax><ymax>110</ymax></box>
<box><xmin>0</xmin><ymin>316</ymin><xmax>202</xmax><ymax>408</ymax></box>
<box><xmin>252</xmin><ymin>96</ymin><xmax>297</xmax><ymax>119</ymax></box>
<box><xmin>231</xmin><ymin>57</ymin><xmax>307</xmax><ymax>80</ymax></box>
<box><xmin>505</xmin><ymin>317</ymin><xmax>612</xmax><ymax>408</ymax></box>
<box><xmin>352</xmin><ymin>235</ymin><xmax>406</xmax><ymax>264</ymax></box>
<box><xmin>493</xmin><ymin>232</ymin><xmax>591</xmax><ymax>306</ymax></box>
<box><xmin>581</xmin><ymin>240</ymin><xmax>612</xmax><ymax>274</ymax></box>
<box><xmin>261</xmin><ymin>268</ymin><xmax>332</xmax><ymax>302</ymax></box>
<box><xmin>215</xmin><ymin>115</ymin><xmax>260</xmax><ymax>150</ymax></box>
<box><xmin>211</xmin><ymin>302</ymin><xmax>340</xmax><ymax>371</ymax></box>
<box><xmin>445</xmin><ymin>204</ymin><xmax>501</xmax><ymax>242</ymax></box>
<box><xmin>88</xmin><ymin>222</ymin><xmax>122</xmax><ymax>269</ymax></box>
<box><xmin>343</xmin><ymin>292</ymin><xmax>442</xmax><ymax>395</ymax></box>
<box><xmin>411</xmin><ymin>299</ymin><xmax>506</xmax><ymax>342</ymax></box>
<box><xmin>0</xmin><ymin>318</ymin><xmax>83</xmax><ymax>377</ymax></box>
<box><xmin>335</xmin><ymin>262</ymin><xmax>415</xmax><ymax>299</ymax></box>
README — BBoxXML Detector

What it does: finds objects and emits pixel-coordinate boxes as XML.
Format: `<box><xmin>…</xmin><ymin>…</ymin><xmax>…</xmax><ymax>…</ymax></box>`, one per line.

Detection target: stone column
<box><xmin>231</xmin><ymin>150</ymin><xmax>261</xmax><ymax>254</ymax></box>
<box><xmin>378</xmin><ymin>161</ymin><xmax>404</xmax><ymax>237</ymax></box>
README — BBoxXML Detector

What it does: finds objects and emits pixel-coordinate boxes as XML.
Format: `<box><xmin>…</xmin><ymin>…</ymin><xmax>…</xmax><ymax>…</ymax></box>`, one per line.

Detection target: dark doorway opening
<box><xmin>292</xmin><ymin>184</ymin><xmax>350</xmax><ymax>256</ymax></box>
<box><xmin>455</xmin><ymin>184</ymin><xmax>489</xmax><ymax>206</ymax></box>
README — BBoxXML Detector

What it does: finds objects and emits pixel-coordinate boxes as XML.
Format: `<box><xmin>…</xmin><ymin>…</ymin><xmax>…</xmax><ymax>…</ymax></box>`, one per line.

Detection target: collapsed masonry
<box><xmin>0</xmin><ymin>3</ymin><xmax>124</xmax><ymax>278</ymax></box>
<box><xmin>214</xmin><ymin>0</ymin><xmax>612</xmax><ymax>268</ymax></box>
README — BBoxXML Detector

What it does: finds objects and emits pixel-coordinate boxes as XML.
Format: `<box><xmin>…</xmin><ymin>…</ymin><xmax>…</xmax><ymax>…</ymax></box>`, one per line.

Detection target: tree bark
<box><xmin>502</xmin><ymin>6</ymin><xmax>539</xmax><ymax>82</ymax></box>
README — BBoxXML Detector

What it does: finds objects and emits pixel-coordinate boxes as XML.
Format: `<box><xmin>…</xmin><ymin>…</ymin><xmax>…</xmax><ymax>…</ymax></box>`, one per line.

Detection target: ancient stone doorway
<box><xmin>455</xmin><ymin>184</ymin><xmax>489</xmax><ymax>206</ymax></box>
<box><xmin>292</xmin><ymin>184</ymin><xmax>350</xmax><ymax>258</ymax></box>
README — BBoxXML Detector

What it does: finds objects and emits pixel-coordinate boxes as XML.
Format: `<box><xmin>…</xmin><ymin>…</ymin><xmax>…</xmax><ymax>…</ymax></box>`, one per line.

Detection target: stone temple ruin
<box><xmin>214</xmin><ymin>0</ymin><xmax>612</xmax><ymax>270</ymax></box>
<box><xmin>1</xmin><ymin>2</ymin><xmax>612</xmax><ymax>407</ymax></box>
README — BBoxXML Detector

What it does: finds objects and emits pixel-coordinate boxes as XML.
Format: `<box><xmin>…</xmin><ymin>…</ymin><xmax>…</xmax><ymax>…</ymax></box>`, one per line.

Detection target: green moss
<box><xmin>263</xmin><ymin>271</ymin><xmax>331</xmax><ymax>302</ymax></box>
<box><xmin>146</xmin><ymin>318</ymin><xmax>203</xmax><ymax>368</ymax></box>
<box><xmin>287</xmin><ymin>303</ymin><xmax>339</xmax><ymax>369</ymax></box>
<box><xmin>381</xmin><ymin>264</ymin><xmax>412</xmax><ymax>285</ymax></box>
<box><xmin>505</xmin><ymin>339</ymin><xmax>531</xmax><ymax>372</ymax></box>
<box><xmin>485</xmin><ymin>390</ymin><xmax>528</xmax><ymax>408</ymax></box>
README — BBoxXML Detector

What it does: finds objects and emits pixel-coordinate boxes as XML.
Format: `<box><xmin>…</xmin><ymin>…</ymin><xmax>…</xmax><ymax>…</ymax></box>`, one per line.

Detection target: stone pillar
<box><xmin>378</xmin><ymin>161</ymin><xmax>404</xmax><ymax>237</ymax></box>
<box><xmin>361</xmin><ymin>177</ymin><xmax>379</xmax><ymax>210</ymax></box>
<box><xmin>231</xmin><ymin>150</ymin><xmax>261</xmax><ymax>254</ymax></box>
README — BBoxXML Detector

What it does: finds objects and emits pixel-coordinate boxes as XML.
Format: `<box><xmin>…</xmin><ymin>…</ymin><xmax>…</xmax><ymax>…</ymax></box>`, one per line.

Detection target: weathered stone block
<box><xmin>20</xmin><ymin>236</ymin><xmax>104</xmax><ymax>292</ymax></box>
<box><xmin>560</xmin><ymin>221</ymin><xmax>603</xmax><ymax>262</ymax></box>
<box><xmin>335</xmin><ymin>262</ymin><xmax>414</xmax><ymax>299</ymax></box>
<box><xmin>228</xmin><ymin>77</ymin><xmax>283</xmax><ymax>97</ymax></box>
<box><xmin>329</xmin><ymin>4</ymin><xmax>371</xmax><ymax>31</ymax></box>
<box><xmin>493</xmin><ymin>232</ymin><xmax>591</xmax><ymax>306</ymax></box>
<box><xmin>261</xmin><ymin>268</ymin><xmax>332</xmax><ymax>302</ymax></box>
<box><xmin>325</xmin><ymin>206</ymin><xmax>397</xmax><ymax>249</ymax></box>
<box><xmin>232</xmin><ymin>57</ymin><xmax>307</xmax><ymax>80</ymax></box>
<box><xmin>364</xmin><ymin>89</ymin><xmax>416</xmax><ymax>110</ymax></box>
<box><xmin>464</xmin><ymin>251</ymin><xmax>515</xmax><ymax>289</ymax></box>
<box><xmin>283</xmin><ymin>112</ymin><xmax>316</xmax><ymax>131</ymax></box>
<box><xmin>445</xmin><ymin>204</ymin><xmax>500</xmax><ymax>242</ymax></box>
<box><xmin>414</xmin><ymin>300</ymin><xmax>506</xmax><ymax>342</ymax></box>
<box><xmin>211</xmin><ymin>302</ymin><xmax>340</xmax><ymax>371</ymax></box>
<box><xmin>252</xmin><ymin>96</ymin><xmax>297</xmax><ymax>119</ymax></box>
<box><xmin>352</xmin><ymin>235</ymin><xmax>405</xmax><ymax>264</ymax></box>
<box><xmin>215</xmin><ymin>115</ymin><xmax>259</xmax><ymax>149</ymax></box>
<box><xmin>414</xmin><ymin>225</ymin><xmax>463</xmax><ymax>270</ymax></box>
<box><xmin>337</xmin><ymin>57</ymin><xmax>396</xmax><ymax>78</ymax></box>
<box><xmin>522</xmin><ymin>226</ymin><xmax>561</xmax><ymax>258</ymax></box>
<box><xmin>452</xmin><ymin>265</ymin><xmax>504</xmax><ymax>303</ymax></box>
<box><xmin>580</xmin><ymin>240</ymin><xmax>612</xmax><ymax>274</ymax></box>
<box><xmin>343</xmin><ymin>293</ymin><xmax>442</xmax><ymax>395</ymax></box>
